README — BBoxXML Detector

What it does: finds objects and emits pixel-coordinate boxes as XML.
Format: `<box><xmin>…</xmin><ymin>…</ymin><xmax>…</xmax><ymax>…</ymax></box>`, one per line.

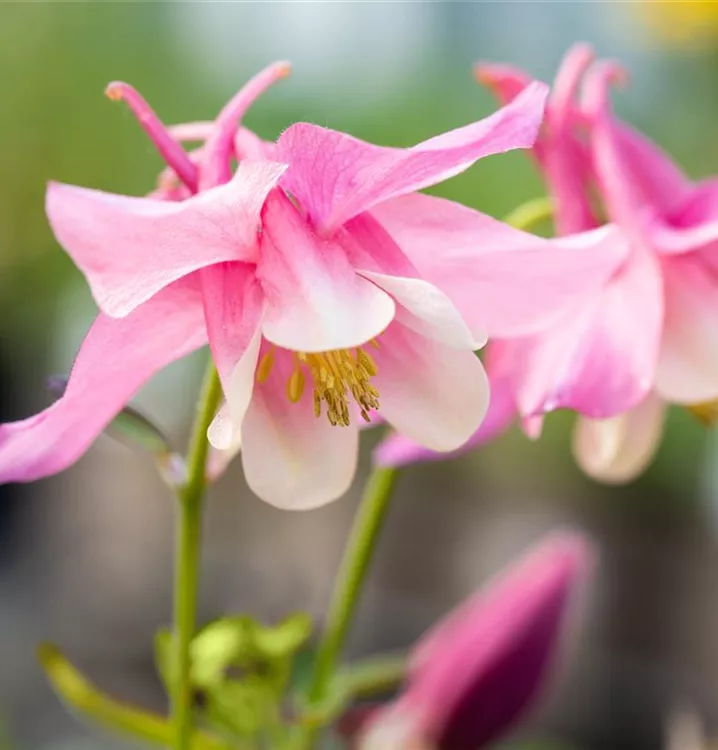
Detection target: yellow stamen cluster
<box><xmin>256</xmin><ymin>342</ymin><xmax>380</xmax><ymax>427</ymax></box>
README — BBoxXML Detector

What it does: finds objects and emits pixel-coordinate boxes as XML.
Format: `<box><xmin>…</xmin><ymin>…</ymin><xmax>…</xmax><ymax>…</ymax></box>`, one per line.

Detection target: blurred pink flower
<box><xmin>353</xmin><ymin>533</ymin><xmax>592</xmax><ymax>750</ymax></box>
<box><xmin>379</xmin><ymin>45</ymin><xmax>718</xmax><ymax>484</ymax></box>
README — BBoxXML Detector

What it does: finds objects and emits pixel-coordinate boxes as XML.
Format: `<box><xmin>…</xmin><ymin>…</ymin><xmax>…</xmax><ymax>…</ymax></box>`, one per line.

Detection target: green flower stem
<box><xmin>37</xmin><ymin>643</ymin><xmax>232</xmax><ymax>750</ymax></box>
<box><xmin>503</xmin><ymin>195</ymin><xmax>553</xmax><ymax>232</ymax></box>
<box><xmin>173</xmin><ymin>360</ymin><xmax>223</xmax><ymax>750</ymax></box>
<box><xmin>306</xmin><ymin>467</ymin><xmax>399</xmax><ymax>709</ymax></box>
<box><xmin>336</xmin><ymin>652</ymin><xmax>406</xmax><ymax>698</ymax></box>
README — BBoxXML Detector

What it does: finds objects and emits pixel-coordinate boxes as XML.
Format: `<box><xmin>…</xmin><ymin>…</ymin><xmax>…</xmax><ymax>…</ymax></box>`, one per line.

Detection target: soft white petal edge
<box><xmin>572</xmin><ymin>393</ymin><xmax>665</xmax><ymax>484</ymax></box>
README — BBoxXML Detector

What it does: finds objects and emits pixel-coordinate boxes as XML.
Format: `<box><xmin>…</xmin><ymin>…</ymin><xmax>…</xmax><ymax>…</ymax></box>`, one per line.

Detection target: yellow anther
<box><xmin>287</xmin><ymin>367</ymin><xmax>305</xmax><ymax>403</ymax></box>
<box><xmin>283</xmin><ymin>345</ymin><xmax>381</xmax><ymax>427</ymax></box>
<box><xmin>256</xmin><ymin>347</ymin><xmax>275</xmax><ymax>383</ymax></box>
<box><xmin>356</xmin><ymin>348</ymin><xmax>378</xmax><ymax>377</ymax></box>
<box><xmin>688</xmin><ymin>399</ymin><xmax>718</xmax><ymax>426</ymax></box>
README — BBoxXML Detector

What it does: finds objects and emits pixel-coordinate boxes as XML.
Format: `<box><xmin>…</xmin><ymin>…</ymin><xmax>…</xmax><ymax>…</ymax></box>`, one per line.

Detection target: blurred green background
<box><xmin>2</xmin><ymin>3</ymin><xmax>718</xmax><ymax>749</ymax></box>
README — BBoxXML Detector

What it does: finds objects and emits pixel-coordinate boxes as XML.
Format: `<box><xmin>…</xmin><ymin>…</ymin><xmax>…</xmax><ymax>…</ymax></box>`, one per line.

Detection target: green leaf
<box><xmin>252</xmin><ymin>613</ymin><xmax>312</xmax><ymax>659</ymax></box>
<box><xmin>192</xmin><ymin>618</ymin><xmax>255</xmax><ymax>688</ymax></box>
<box><xmin>203</xmin><ymin>678</ymin><xmax>273</xmax><ymax>738</ymax></box>
<box><xmin>154</xmin><ymin>628</ymin><xmax>176</xmax><ymax>696</ymax></box>
<box><xmin>38</xmin><ymin>642</ymin><xmax>232</xmax><ymax>750</ymax></box>
<box><xmin>155</xmin><ymin>614</ymin><xmax>313</xmax><ymax>695</ymax></box>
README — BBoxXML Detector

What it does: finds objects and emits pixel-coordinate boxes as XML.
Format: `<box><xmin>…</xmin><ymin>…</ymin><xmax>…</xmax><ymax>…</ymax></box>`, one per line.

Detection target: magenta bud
<box><xmin>359</xmin><ymin>532</ymin><xmax>593</xmax><ymax>750</ymax></box>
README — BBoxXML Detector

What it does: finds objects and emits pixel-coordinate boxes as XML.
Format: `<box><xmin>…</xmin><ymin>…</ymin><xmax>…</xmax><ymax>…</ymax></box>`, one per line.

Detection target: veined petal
<box><xmin>572</xmin><ymin>394</ymin><xmax>665</xmax><ymax>483</ymax></box>
<box><xmin>277</xmin><ymin>82</ymin><xmax>548</xmax><ymax>235</ymax></box>
<box><xmin>373</xmin><ymin>193</ymin><xmax>630</xmax><ymax>338</ymax></box>
<box><xmin>0</xmin><ymin>278</ymin><xmax>206</xmax><ymax>484</ymax></box>
<box><xmin>258</xmin><ymin>190</ymin><xmax>395</xmax><ymax>353</ymax></box>
<box><xmin>656</xmin><ymin>254</ymin><xmax>718</xmax><ymax>403</ymax></box>
<box><xmin>373</xmin><ymin>363</ymin><xmax>515</xmax><ymax>468</ymax></box>
<box><xmin>373</xmin><ymin>323</ymin><xmax>489</xmax><ymax>453</ymax></box>
<box><xmin>201</xmin><ymin>262</ymin><xmax>265</xmax><ymax>448</ymax></box>
<box><xmin>513</xmin><ymin>247</ymin><xmax>663</xmax><ymax>419</ymax></box>
<box><xmin>240</xmin><ymin>349</ymin><xmax>358</xmax><ymax>509</ymax></box>
<box><xmin>46</xmin><ymin>161</ymin><xmax>286</xmax><ymax>318</ymax></box>
<box><xmin>359</xmin><ymin>271</ymin><xmax>483</xmax><ymax>350</ymax></box>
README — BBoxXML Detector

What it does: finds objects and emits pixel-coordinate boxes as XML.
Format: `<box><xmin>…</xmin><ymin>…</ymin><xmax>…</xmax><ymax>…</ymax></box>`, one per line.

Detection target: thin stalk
<box><xmin>502</xmin><ymin>195</ymin><xmax>553</xmax><ymax>232</ymax></box>
<box><xmin>306</xmin><ymin>467</ymin><xmax>399</xmax><ymax>710</ymax></box>
<box><xmin>172</xmin><ymin>361</ymin><xmax>223</xmax><ymax>750</ymax></box>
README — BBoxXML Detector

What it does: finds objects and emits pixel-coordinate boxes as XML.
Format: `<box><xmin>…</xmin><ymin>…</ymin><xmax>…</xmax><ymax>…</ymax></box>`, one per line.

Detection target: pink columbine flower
<box><xmin>379</xmin><ymin>45</ymin><xmax>718</xmax><ymax>484</ymax></box>
<box><xmin>352</xmin><ymin>533</ymin><xmax>592</xmax><ymax>750</ymax></box>
<box><xmin>0</xmin><ymin>62</ymin><xmax>627</xmax><ymax>508</ymax></box>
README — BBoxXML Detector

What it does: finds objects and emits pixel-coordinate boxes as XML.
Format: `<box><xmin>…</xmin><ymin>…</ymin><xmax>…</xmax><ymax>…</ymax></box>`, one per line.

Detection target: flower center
<box><xmin>256</xmin><ymin>342</ymin><xmax>381</xmax><ymax>427</ymax></box>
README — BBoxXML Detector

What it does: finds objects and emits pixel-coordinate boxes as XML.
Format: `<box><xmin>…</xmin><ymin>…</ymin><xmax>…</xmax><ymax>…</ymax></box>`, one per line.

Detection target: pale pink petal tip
<box><xmin>105</xmin><ymin>81</ymin><xmax>198</xmax><ymax>192</ymax></box>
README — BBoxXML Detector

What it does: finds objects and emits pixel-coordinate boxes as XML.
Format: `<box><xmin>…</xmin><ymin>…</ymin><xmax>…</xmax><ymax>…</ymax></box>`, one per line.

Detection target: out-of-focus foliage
<box><xmin>636</xmin><ymin>1</ymin><xmax>718</xmax><ymax>48</ymax></box>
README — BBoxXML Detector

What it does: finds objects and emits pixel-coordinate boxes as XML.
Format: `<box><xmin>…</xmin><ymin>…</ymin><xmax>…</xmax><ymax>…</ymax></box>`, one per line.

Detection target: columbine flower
<box><xmin>0</xmin><ymin>61</ymin><xmax>627</xmax><ymax>507</ymax></box>
<box><xmin>378</xmin><ymin>45</ymin><xmax>718</xmax><ymax>484</ymax></box>
<box><xmin>353</xmin><ymin>533</ymin><xmax>592</xmax><ymax>750</ymax></box>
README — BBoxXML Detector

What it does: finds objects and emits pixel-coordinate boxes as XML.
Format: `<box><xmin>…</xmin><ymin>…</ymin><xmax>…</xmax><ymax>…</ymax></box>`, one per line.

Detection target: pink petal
<box><xmin>373</xmin><ymin>361</ymin><xmax>516</xmax><ymax>468</ymax></box>
<box><xmin>339</xmin><ymin>211</ymin><xmax>419</xmax><ymax>278</ymax></box>
<box><xmin>0</xmin><ymin>278</ymin><xmax>206</xmax><ymax>483</ymax></box>
<box><xmin>512</xmin><ymin>247</ymin><xmax>663</xmax><ymax>418</ymax></box>
<box><xmin>550</xmin><ymin>43</ymin><xmax>594</xmax><ymax>115</ymax></box>
<box><xmin>46</xmin><ymin>161</ymin><xmax>286</xmax><ymax>318</ymax></box>
<box><xmin>372</xmin><ymin>193</ymin><xmax>630</xmax><ymax>338</ymax></box>
<box><xmin>168</xmin><ymin>121</ymin><xmax>214</xmax><ymax>142</ymax></box>
<box><xmin>167</xmin><ymin>122</ymin><xmax>277</xmax><ymax>161</ymax></box>
<box><xmin>612</xmin><ymin>123</ymin><xmax>692</xmax><ymax>216</ymax></box>
<box><xmin>106</xmin><ymin>82</ymin><xmax>198</xmax><ymax>192</ymax></box>
<box><xmin>200</xmin><ymin>61</ymin><xmax>291</xmax><ymax>189</ymax></box>
<box><xmin>257</xmin><ymin>190</ymin><xmax>395</xmax><ymax>353</ymax></box>
<box><xmin>372</xmin><ymin>323</ymin><xmax>489</xmax><ymax>453</ymax></box>
<box><xmin>572</xmin><ymin>393</ymin><xmax>665</xmax><ymax>484</ymax></box>
<box><xmin>649</xmin><ymin>179</ymin><xmax>718</xmax><ymax>255</ymax></box>
<box><xmin>359</xmin><ymin>270</ymin><xmax>483</xmax><ymax>350</ymax></box>
<box><xmin>477</xmin><ymin>46</ymin><xmax>599</xmax><ymax>235</ymax></box>
<box><xmin>543</xmin><ymin>45</ymin><xmax>599</xmax><ymax>234</ymax></box>
<box><xmin>234</xmin><ymin>127</ymin><xmax>277</xmax><ymax>160</ymax></box>
<box><xmin>655</xmin><ymin>254</ymin><xmax>718</xmax><ymax>403</ymax></box>
<box><xmin>473</xmin><ymin>63</ymin><xmax>534</xmax><ymax>105</ymax></box>
<box><xmin>582</xmin><ymin>63</ymin><xmax>690</xmax><ymax>238</ymax></box>
<box><xmin>201</xmin><ymin>262</ymin><xmax>265</xmax><ymax>449</ymax></box>
<box><xmin>240</xmin><ymin>349</ymin><xmax>358</xmax><ymax>509</ymax></box>
<box><xmin>277</xmin><ymin>81</ymin><xmax>548</xmax><ymax>235</ymax></box>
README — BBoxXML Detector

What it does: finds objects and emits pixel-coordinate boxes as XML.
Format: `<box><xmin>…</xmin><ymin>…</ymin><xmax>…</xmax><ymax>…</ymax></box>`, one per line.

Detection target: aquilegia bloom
<box><xmin>379</xmin><ymin>44</ymin><xmax>718</xmax><ymax>484</ymax></box>
<box><xmin>0</xmin><ymin>62</ymin><xmax>628</xmax><ymax>508</ymax></box>
<box><xmin>353</xmin><ymin>533</ymin><xmax>591</xmax><ymax>750</ymax></box>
